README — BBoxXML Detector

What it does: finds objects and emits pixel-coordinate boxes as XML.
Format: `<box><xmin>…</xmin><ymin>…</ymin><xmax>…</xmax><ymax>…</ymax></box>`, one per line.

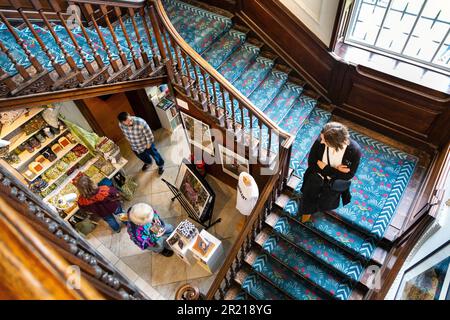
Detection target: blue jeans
<box><xmin>147</xmin><ymin>223</ymin><xmax>174</xmax><ymax>253</ymax></box>
<box><xmin>102</xmin><ymin>206</ymin><xmax>123</xmax><ymax>232</ymax></box>
<box><xmin>135</xmin><ymin>143</ymin><xmax>165</xmax><ymax>168</ymax></box>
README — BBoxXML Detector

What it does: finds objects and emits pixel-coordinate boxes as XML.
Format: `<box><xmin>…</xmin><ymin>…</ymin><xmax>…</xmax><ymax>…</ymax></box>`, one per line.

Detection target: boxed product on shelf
<box><xmin>93</xmin><ymin>156</ymin><xmax>116</xmax><ymax>176</ymax></box>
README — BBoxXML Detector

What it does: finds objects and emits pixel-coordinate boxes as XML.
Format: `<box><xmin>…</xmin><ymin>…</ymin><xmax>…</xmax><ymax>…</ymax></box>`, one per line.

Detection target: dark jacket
<box><xmin>300</xmin><ymin>138</ymin><xmax>362</xmax><ymax>212</ymax></box>
<box><xmin>77</xmin><ymin>186</ymin><xmax>121</xmax><ymax>218</ymax></box>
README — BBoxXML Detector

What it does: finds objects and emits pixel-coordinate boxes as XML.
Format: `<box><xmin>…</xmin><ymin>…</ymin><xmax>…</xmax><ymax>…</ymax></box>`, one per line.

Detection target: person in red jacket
<box><xmin>75</xmin><ymin>175</ymin><xmax>124</xmax><ymax>233</ymax></box>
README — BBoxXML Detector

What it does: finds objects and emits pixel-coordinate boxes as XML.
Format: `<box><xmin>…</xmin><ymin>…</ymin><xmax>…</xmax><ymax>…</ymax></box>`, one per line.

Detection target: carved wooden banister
<box><xmin>0</xmin><ymin>167</ymin><xmax>148</xmax><ymax>300</ymax></box>
<box><xmin>152</xmin><ymin>0</ymin><xmax>295</xmax><ymax>150</ymax></box>
<box><xmin>0</xmin><ymin>196</ymin><xmax>103</xmax><ymax>300</ymax></box>
<box><xmin>0</xmin><ymin>0</ymin><xmax>165</xmax><ymax>105</ymax></box>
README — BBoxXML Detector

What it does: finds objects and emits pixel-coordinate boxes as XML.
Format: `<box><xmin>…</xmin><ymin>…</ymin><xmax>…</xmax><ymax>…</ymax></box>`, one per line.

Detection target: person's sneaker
<box><xmin>158</xmin><ymin>167</ymin><xmax>165</xmax><ymax>175</ymax></box>
<box><xmin>160</xmin><ymin>248</ymin><xmax>174</xmax><ymax>257</ymax></box>
<box><xmin>142</xmin><ymin>164</ymin><xmax>152</xmax><ymax>172</ymax></box>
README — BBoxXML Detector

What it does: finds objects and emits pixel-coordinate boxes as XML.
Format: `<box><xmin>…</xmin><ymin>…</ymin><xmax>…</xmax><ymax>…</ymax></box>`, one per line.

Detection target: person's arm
<box><xmin>308</xmin><ymin>139</ymin><xmax>324</xmax><ymax>173</ymax></box>
<box><xmin>321</xmin><ymin>144</ymin><xmax>362</xmax><ymax>180</ymax></box>
<box><xmin>140</xmin><ymin>119</ymin><xmax>154</xmax><ymax>148</ymax></box>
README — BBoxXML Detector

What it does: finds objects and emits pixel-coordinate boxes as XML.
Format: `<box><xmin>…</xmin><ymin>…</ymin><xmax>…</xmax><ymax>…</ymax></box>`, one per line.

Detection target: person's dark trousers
<box><xmin>298</xmin><ymin>170</ymin><xmax>324</xmax><ymax>215</ymax></box>
<box><xmin>135</xmin><ymin>143</ymin><xmax>165</xmax><ymax>168</ymax></box>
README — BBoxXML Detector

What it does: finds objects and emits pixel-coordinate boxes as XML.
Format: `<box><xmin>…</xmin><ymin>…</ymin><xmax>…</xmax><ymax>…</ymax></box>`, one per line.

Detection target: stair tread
<box><xmin>218</xmin><ymin>42</ymin><xmax>261</xmax><ymax>83</ymax></box>
<box><xmin>164</xmin><ymin>0</ymin><xmax>232</xmax><ymax>54</ymax></box>
<box><xmin>279</xmin><ymin>95</ymin><xmax>317</xmax><ymax>136</ymax></box>
<box><xmin>247</xmin><ymin>69</ymin><xmax>288</xmax><ymax>112</ymax></box>
<box><xmin>248</xmin><ymin>251</ymin><xmax>326</xmax><ymax>300</ymax></box>
<box><xmin>290</xmin><ymin>108</ymin><xmax>332</xmax><ymax>175</ymax></box>
<box><xmin>253</xmin><ymin>235</ymin><xmax>355</xmax><ymax>299</ymax></box>
<box><xmin>266</xmin><ymin>212</ymin><xmax>366</xmax><ymax>282</ymax></box>
<box><xmin>236</xmin><ymin>268</ymin><xmax>290</xmax><ymax>300</ymax></box>
<box><xmin>202</xmin><ymin>29</ymin><xmax>247</xmax><ymax>69</ymax></box>
<box><xmin>0</xmin><ymin>23</ymin><xmax>32</xmax><ymax>76</ymax></box>
<box><xmin>281</xmin><ymin>197</ymin><xmax>378</xmax><ymax>261</ymax></box>
<box><xmin>261</xmin><ymin>82</ymin><xmax>303</xmax><ymax>124</ymax></box>
<box><xmin>232</xmin><ymin>56</ymin><xmax>274</xmax><ymax>97</ymax></box>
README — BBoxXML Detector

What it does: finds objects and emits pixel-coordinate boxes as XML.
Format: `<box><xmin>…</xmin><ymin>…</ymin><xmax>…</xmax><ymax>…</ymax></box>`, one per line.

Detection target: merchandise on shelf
<box><xmin>93</xmin><ymin>156</ymin><xmax>115</xmax><ymax>176</ymax></box>
<box><xmin>23</xmin><ymin>115</ymin><xmax>46</xmax><ymax>135</ymax></box>
<box><xmin>73</xmin><ymin>144</ymin><xmax>88</xmax><ymax>157</ymax></box>
<box><xmin>29</xmin><ymin>177</ymin><xmax>48</xmax><ymax>195</ymax></box>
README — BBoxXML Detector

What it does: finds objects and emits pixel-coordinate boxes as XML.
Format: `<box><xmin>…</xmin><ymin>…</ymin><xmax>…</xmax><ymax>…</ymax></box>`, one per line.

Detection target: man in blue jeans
<box><xmin>118</xmin><ymin>112</ymin><xmax>165</xmax><ymax>175</ymax></box>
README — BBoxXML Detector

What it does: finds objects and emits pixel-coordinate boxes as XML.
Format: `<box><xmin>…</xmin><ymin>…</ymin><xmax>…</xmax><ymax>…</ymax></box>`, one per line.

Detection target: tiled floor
<box><xmin>85</xmin><ymin>127</ymin><xmax>245</xmax><ymax>300</ymax></box>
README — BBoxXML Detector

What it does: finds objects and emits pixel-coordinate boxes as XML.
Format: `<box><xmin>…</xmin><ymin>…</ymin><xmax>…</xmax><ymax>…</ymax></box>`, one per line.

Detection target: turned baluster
<box><xmin>127</xmin><ymin>8</ymin><xmax>149</xmax><ymax>64</ymax></box>
<box><xmin>83</xmin><ymin>4</ymin><xmax>120</xmax><ymax>72</ymax></box>
<box><xmin>30</xmin><ymin>0</ymin><xmax>84</xmax><ymax>82</ymax></box>
<box><xmin>258</xmin><ymin>120</ymin><xmax>263</xmax><ymax>161</ymax></box>
<box><xmin>139</xmin><ymin>7</ymin><xmax>159</xmax><ymax>66</ymax></box>
<box><xmin>0</xmin><ymin>39</ymin><xmax>30</xmax><ymax>81</ymax></box>
<box><xmin>239</xmin><ymin>103</ymin><xmax>245</xmax><ymax>144</ymax></box>
<box><xmin>0</xmin><ymin>12</ymin><xmax>44</xmax><ymax>74</ymax></box>
<box><xmin>169</xmin><ymin>37</ymin><xmax>184</xmax><ymax>85</ymax></box>
<box><xmin>191</xmin><ymin>61</ymin><xmax>202</xmax><ymax>101</ymax></box>
<box><xmin>220</xmin><ymin>86</ymin><xmax>228</xmax><ymax>129</ymax></box>
<box><xmin>180</xmin><ymin>51</ymin><xmax>193</xmax><ymax>96</ymax></box>
<box><xmin>210</xmin><ymin>78</ymin><xmax>220</xmax><ymax>118</ymax></box>
<box><xmin>230</xmin><ymin>95</ymin><xmax>236</xmax><ymax>133</ymax></box>
<box><xmin>267</xmin><ymin>128</ymin><xmax>272</xmax><ymax>159</ymax></box>
<box><xmin>200</xmin><ymin>68</ymin><xmax>213</xmax><ymax>114</ymax></box>
<box><xmin>98</xmin><ymin>5</ymin><xmax>129</xmax><ymax>67</ymax></box>
<box><xmin>48</xmin><ymin>0</ymin><xmax>95</xmax><ymax>76</ymax></box>
<box><xmin>11</xmin><ymin>3</ymin><xmax>66</xmax><ymax>78</ymax></box>
<box><xmin>249</xmin><ymin>111</ymin><xmax>254</xmax><ymax>149</ymax></box>
<box><xmin>113</xmin><ymin>7</ymin><xmax>140</xmax><ymax>69</ymax></box>
<box><xmin>0</xmin><ymin>66</ymin><xmax>17</xmax><ymax>92</ymax></box>
<box><xmin>148</xmin><ymin>5</ymin><xmax>168</xmax><ymax>63</ymax></box>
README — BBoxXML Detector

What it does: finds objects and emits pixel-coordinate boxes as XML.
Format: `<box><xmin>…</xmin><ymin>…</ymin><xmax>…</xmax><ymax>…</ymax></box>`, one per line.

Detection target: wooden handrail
<box><xmin>69</xmin><ymin>0</ymin><xmax>146</xmax><ymax>9</ymax></box>
<box><xmin>152</xmin><ymin>0</ymin><xmax>295</xmax><ymax>149</ymax></box>
<box><xmin>0</xmin><ymin>197</ymin><xmax>103</xmax><ymax>300</ymax></box>
<box><xmin>206</xmin><ymin>147</ymin><xmax>289</xmax><ymax>299</ymax></box>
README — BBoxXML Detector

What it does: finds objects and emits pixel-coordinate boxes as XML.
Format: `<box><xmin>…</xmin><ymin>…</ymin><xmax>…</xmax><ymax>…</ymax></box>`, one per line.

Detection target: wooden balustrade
<box><xmin>0</xmin><ymin>166</ymin><xmax>148</xmax><ymax>300</ymax></box>
<box><xmin>205</xmin><ymin>148</ymin><xmax>290</xmax><ymax>299</ymax></box>
<box><xmin>152</xmin><ymin>0</ymin><xmax>295</xmax><ymax>163</ymax></box>
<box><xmin>0</xmin><ymin>0</ymin><xmax>164</xmax><ymax>102</ymax></box>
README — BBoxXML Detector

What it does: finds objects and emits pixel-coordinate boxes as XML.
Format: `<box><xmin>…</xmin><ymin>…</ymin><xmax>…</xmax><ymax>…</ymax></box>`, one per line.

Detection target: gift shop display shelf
<box><xmin>43</xmin><ymin>155</ymin><xmax>128</xmax><ymax>222</ymax></box>
<box><xmin>41</xmin><ymin>150</ymin><xmax>92</xmax><ymax>192</ymax></box>
<box><xmin>11</xmin><ymin>128</ymin><xmax>69</xmax><ymax>169</ymax></box>
<box><xmin>0</xmin><ymin>107</ymin><xmax>44</xmax><ymax>139</ymax></box>
<box><xmin>23</xmin><ymin>142</ymin><xmax>79</xmax><ymax>182</ymax></box>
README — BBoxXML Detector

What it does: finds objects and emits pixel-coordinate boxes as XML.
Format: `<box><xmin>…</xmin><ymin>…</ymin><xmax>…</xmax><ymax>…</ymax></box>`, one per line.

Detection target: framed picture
<box><xmin>175</xmin><ymin>161</ymin><xmax>214</xmax><ymax>221</ymax></box>
<box><xmin>180</xmin><ymin>112</ymin><xmax>214</xmax><ymax>155</ymax></box>
<box><xmin>395</xmin><ymin>240</ymin><xmax>450</xmax><ymax>300</ymax></box>
<box><xmin>218</xmin><ymin>144</ymin><xmax>249</xmax><ymax>180</ymax></box>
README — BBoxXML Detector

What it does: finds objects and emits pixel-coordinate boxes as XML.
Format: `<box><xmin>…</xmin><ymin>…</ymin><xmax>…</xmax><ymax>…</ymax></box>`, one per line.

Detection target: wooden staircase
<box><xmin>0</xmin><ymin>0</ymin><xmax>167</xmax><ymax>109</ymax></box>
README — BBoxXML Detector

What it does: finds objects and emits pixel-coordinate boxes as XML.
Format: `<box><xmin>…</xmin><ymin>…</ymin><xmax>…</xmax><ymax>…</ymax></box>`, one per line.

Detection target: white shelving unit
<box><xmin>0</xmin><ymin>108</ymin><xmax>44</xmax><ymax>139</ymax></box>
<box><xmin>11</xmin><ymin>128</ymin><xmax>69</xmax><ymax>169</ymax></box>
<box><xmin>23</xmin><ymin>142</ymin><xmax>79</xmax><ymax>182</ymax></box>
<box><xmin>41</xmin><ymin>151</ymin><xmax>92</xmax><ymax>192</ymax></box>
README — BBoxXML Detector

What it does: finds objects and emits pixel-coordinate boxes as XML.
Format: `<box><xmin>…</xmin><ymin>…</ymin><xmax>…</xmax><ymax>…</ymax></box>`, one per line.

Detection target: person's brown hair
<box><xmin>321</xmin><ymin>122</ymin><xmax>350</xmax><ymax>151</ymax></box>
<box><xmin>75</xmin><ymin>175</ymin><xmax>99</xmax><ymax>198</ymax></box>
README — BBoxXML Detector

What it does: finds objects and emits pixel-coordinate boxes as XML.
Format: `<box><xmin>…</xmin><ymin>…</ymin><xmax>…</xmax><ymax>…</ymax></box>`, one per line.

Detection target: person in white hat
<box><xmin>126</xmin><ymin>203</ymin><xmax>174</xmax><ymax>257</ymax></box>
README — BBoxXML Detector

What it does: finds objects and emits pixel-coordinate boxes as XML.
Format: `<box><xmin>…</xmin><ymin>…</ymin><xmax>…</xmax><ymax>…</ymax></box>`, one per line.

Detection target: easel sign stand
<box><xmin>162</xmin><ymin>160</ymin><xmax>221</xmax><ymax>230</ymax></box>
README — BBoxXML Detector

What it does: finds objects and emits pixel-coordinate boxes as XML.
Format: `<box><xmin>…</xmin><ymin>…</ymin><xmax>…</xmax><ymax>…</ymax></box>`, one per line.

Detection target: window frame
<box><xmin>344</xmin><ymin>0</ymin><xmax>450</xmax><ymax>75</ymax></box>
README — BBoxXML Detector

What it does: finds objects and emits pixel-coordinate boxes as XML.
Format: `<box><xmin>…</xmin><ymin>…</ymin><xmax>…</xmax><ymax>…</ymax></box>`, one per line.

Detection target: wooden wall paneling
<box><xmin>125</xmin><ymin>89</ymin><xmax>162</xmax><ymax>131</ymax></box>
<box><xmin>237</xmin><ymin>0</ymin><xmax>449</xmax><ymax>151</ymax></box>
<box><xmin>74</xmin><ymin>100</ymin><xmax>106</xmax><ymax>137</ymax></box>
<box><xmin>80</xmin><ymin>93</ymin><xmax>135</xmax><ymax>143</ymax></box>
<box><xmin>238</xmin><ymin>0</ymin><xmax>335</xmax><ymax>100</ymax></box>
<box><xmin>174</xmin><ymin>87</ymin><xmax>271</xmax><ymax>191</ymax></box>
